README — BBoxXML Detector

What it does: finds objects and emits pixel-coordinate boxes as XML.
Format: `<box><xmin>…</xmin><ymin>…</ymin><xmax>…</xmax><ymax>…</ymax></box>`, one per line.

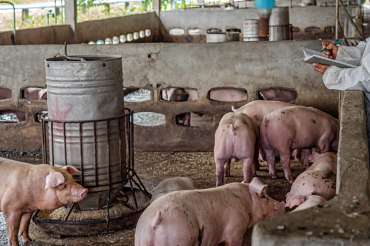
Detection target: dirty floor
<box><xmin>0</xmin><ymin>151</ymin><xmax>303</xmax><ymax>246</ymax></box>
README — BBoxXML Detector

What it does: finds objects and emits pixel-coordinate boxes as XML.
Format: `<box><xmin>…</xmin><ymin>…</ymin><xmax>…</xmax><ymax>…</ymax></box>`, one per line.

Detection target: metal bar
<box><xmin>106</xmin><ymin>119</ymin><xmax>112</xmax><ymax>228</ymax></box>
<box><xmin>122</xmin><ymin>113</ymin><xmax>127</xmax><ymax>180</ymax></box>
<box><xmin>94</xmin><ymin>121</ymin><xmax>98</xmax><ymax>187</ymax></box>
<box><xmin>118</xmin><ymin>118</ymin><xmax>123</xmax><ymax>181</ymax></box>
<box><xmin>42</xmin><ymin>114</ymin><xmax>125</xmax><ymax>124</ymax></box>
<box><xmin>338</xmin><ymin>0</ymin><xmax>364</xmax><ymax>39</ymax></box>
<box><xmin>126</xmin><ymin>110</ymin><xmax>131</xmax><ymax>170</ymax></box>
<box><xmin>107</xmin><ymin>120</ymin><xmax>112</xmax><ymax>188</ymax></box>
<box><xmin>336</xmin><ymin>0</ymin><xmax>339</xmax><ymax>39</ymax></box>
<box><xmin>130</xmin><ymin>110</ymin><xmax>134</xmax><ymax>170</ymax></box>
<box><xmin>0</xmin><ymin>1</ymin><xmax>16</xmax><ymax>44</ymax></box>
<box><xmin>64</xmin><ymin>203</ymin><xmax>75</xmax><ymax>221</ymax></box>
<box><xmin>50</xmin><ymin>121</ymin><xmax>55</xmax><ymax>166</ymax></box>
<box><xmin>128</xmin><ymin>177</ymin><xmax>138</xmax><ymax>209</ymax></box>
<box><xmin>79</xmin><ymin>123</ymin><xmax>84</xmax><ymax>186</ymax></box>
<box><xmin>63</xmin><ymin>122</ymin><xmax>67</xmax><ymax>165</ymax></box>
<box><xmin>41</xmin><ymin>119</ymin><xmax>46</xmax><ymax>163</ymax></box>
<box><xmin>131</xmin><ymin>169</ymin><xmax>151</xmax><ymax>197</ymax></box>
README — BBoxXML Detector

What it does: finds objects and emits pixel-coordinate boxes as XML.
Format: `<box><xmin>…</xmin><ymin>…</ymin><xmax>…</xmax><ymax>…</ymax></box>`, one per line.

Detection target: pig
<box><xmin>23</xmin><ymin>87</ymin><xmax>47</xmax><ymax>101</ymax></box>
<box><xmin>0</xmin><ymin>158</ymin><xmax>88</xmax><ymax>246</ymax></box>
<box><xmin>292</xmin><ymin>195</ymin><xmax>327</xmax><ymax>212</ymax></box>
<box><xmin>151</xmin><ymin>177</ymin><xmax>195</xmax><ymax>201</ymax></box>
<box><xmin>214</xmin><ymin>112</ymin><xmax>258</xmax><ymax>186</ymax></box>
<box><xmin>209</xmin><ymin>88</ymin><xmax>248</xmax><ymax>102</ymax></box>
<box><xmin>286</xmin><ymin>152</ymin><xmax>337</xmax><ymax>209</ymax></box>
<box><xmin>258</xmin><ymin>87</ymin><xmax>298</xmax><ymax>103</ymax></box>
<box><xmin>38</xmin><ymin>88</ymin><xmax>47</xmax><ymax>100</ymax></box>
<box><xmin>260</xmin><ymin>106</ymin><xmax>338</xmax><ymax>182</ymax></box>
<box><xmin>227</xmin><ymin>100</ymin><xmax>297</xmax><ymax>175</ymax></box>
<box><xmin>232</xmin><ymin>100</ymin><xmax>294</xmax><ymax>126</ymax></box>
<box><xmin>135</xmin><ymin>177</ymin><xmax>285</xmax><ymax>246</ymax></box>
<box><xmin>162</xmin><ymin>88</ymin><xmax>189</xmax><ymax>102</ymax></box>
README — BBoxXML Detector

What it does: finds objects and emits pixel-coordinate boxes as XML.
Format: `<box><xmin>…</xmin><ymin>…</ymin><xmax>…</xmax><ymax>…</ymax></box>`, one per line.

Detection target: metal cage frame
<box><xmin>40</xmin><ymin>108</ymin><xmax>151</xmax><ymax>228</ymax></box>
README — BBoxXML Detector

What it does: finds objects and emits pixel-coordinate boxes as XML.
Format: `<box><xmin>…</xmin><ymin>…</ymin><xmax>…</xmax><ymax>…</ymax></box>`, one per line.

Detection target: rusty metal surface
<box><xmin>45</xmin><ymin>56</ymin><xmax>123</xmax><ymax>121</ymax></box>
<box><xmin>45</xmin><ymin>55</ymin><xmax>124</xmax><ymax>196</ymax></box>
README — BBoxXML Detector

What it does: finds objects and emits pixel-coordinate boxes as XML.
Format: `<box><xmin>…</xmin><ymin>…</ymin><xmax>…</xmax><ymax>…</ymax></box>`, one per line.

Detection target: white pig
<box><xmin>135</xmin><ymin>177</ymin><xmax>285</xmax><ymax>246</ymax></box>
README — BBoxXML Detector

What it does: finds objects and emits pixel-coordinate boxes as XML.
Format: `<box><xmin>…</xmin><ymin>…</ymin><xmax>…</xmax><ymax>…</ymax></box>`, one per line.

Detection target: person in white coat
<box><xmin>314</xmin><ymin>38</ymin><xmax>370</xmax><ymax>147</ymax></box>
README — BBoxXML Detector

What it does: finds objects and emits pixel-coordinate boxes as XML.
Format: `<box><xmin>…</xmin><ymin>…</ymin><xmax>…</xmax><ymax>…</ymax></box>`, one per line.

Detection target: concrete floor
<box><xmin>0</xmin><ymin>213</ymin><xmax>7</xmax><ymax>245</ymax></box>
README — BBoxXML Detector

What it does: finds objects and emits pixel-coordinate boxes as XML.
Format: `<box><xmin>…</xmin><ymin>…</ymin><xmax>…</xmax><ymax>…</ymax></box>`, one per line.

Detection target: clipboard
<box><xmin>303</xmin><ymin>48</ymin><xmax>357</xmax><ymax>68</ymax></box>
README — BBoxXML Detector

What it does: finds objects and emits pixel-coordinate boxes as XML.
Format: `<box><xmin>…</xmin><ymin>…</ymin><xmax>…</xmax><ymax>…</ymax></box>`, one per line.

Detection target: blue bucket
<box><xmin>255</xmin><ymin>0</ymin><xmax>275</xmax><ymax>9</ymax></box>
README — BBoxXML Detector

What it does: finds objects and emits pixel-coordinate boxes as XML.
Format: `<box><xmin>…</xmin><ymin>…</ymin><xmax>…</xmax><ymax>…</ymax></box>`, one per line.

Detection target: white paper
<box><xmin>303</xmin><ymin>48</ymin><xmax>357</xmax><ymax>68</ymax></box>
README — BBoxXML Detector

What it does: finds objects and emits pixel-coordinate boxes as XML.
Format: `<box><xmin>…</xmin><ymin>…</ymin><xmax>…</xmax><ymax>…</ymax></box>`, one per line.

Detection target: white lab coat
<box><xmin>323</xmin><ymin>38</ymin><xmax>370</xmax><ymax>96</ymax></box>
<box><xmin>322</xmin><ymin>38</ymin><xmax>370</xmax><ymax>149</ymax></box>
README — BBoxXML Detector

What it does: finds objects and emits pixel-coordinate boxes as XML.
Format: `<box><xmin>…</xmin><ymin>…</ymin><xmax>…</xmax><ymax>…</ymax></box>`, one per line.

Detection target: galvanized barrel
<box><xmin>243</xmin><ymin>19</ymin><xmax>260</xmax><ymax>42</ymax></box>
<box><xmin>269</xmin><ymin>7</ymin><xmax>290</xmax><ymax>41</ymax></box>
<box><xmin>45</xmin><ymin>56</ymin><xmax>125</xmax><ymax>208</ymax></box>
<box><xmin>46</xmin><ymin>56</ymin><xmax>123</xmax><ymax>121</ymax></box>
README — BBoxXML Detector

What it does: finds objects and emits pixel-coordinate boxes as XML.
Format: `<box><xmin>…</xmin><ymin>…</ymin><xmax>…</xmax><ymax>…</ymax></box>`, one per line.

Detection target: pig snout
<box><xmin>70</xmin><ymin>185</ymin><xmax>88</xmax><ymax>202</ymax></box>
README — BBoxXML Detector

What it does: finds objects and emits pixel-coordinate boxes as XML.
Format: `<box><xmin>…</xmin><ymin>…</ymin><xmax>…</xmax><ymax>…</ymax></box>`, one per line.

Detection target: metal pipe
<box><xmin>335</xmin><ymin>0</ymin><xmax>339</xmax><ymax>39</ymax></box>
<box><xmin>339</xmin><ymin>0</ymin><xmax>364</xmax><ymax>40</ymax></box>
<box><xmin>0</xmin><ymin>1</ymin><xmax>16</xmax><ymax>44</ymax></box>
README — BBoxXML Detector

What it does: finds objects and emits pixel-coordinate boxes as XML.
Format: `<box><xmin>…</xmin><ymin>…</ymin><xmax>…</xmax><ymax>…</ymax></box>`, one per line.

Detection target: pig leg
<box><xmin>265</xmin><ymin>150</ymin><xmax>277</xmax><ymax>179</ymax></box>
<box><xmin>242</xmin><ymin>158</ymin><xmax>254</xmax><ymax>183</ymax></box>
<box><xmin>281</xmin><ymin>152</ymin><xmax>293</xmax><ymax>183</ymax></box>
<box><xmin>5</xmin><ymin>211</ymin><xmax>22</xmax><ymax>246</ymax></box>
<box><xmin>224</xmin><ymin>220</ymin><xmax>247</xmax><ymax>246</ymax></box>
<box><xmin>225</xmin><ymin>236</ymin><xmax>244</xmax><ymax>246</ymax></box>
<box><xmin>19</xmin><ymin>213</ymin><xmax>32</xmax><ymax>245</ymax></box>
<box><xmin>300</xmin><ymin>149</ymin><xmax>312</xmax><ymax>167</ymax></box>
<box><xmin>216</xmin><ymin>159</ymin><xmax>225</xmax><ymax>186</ymax></box>
<box><xmin>318</xmin><ymin>134</ymin><xmax>331</xmax><ymax>153</ymax></box>
<box><xmin>225</xmin><ymin>159</ymin><xmax>231</xmax><ymax>177</ymax></box>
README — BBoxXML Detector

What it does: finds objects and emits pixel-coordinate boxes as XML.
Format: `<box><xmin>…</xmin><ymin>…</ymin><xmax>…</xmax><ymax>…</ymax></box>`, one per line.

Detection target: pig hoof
<box><xmin>21</xmin><ymin>236</ymin><xmax>31</xmax><ymax>245</ymax></box>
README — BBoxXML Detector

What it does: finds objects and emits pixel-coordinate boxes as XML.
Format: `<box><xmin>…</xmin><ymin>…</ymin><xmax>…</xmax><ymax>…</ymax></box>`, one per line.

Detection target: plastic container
<box><xmin>255</xmin><ymin>0</ymin><xmax>275</xmax><ymax>9</ymax></box>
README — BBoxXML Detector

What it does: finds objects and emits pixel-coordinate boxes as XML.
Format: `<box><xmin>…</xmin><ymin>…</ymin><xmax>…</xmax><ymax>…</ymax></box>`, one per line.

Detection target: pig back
<box><xmin>236</xmin><ymin>100</ymin><xmax>294</xmax><ymax>126</ymax></box>
<box><xmin>136</xmin><ymin>183</ymin><xmax>253</xmax><ymax>245</ymax></box>
<box><xmin>151</xmin><ymin>177</ymin><xmax>195</xmax><ymax>201</ymax></box>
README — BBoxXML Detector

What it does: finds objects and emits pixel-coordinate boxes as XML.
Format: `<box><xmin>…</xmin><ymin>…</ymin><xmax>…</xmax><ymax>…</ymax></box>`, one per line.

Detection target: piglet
<box><xmin>135</xmin><ymin>177</ymin><xmax>285</xmax><ymax>246</ymax></box>
<box><xmin>0</xmin><ymin>158</ymin><xmax>88</xmax><ymax>246</ymax></box>
<box><xmin>286</xmin><ymin>152</ymin><xmax>336</xmax><ymax>209</ymax></box>
<box><xmin>292</xmin><ymin>195</ymin><xmax>327</xmax><ymax>212</ymax></box>
<box><xmin>151</xmin><ymin>177</ymin><xmax>195</xmax><ymax>201</ymax></box>
<box><xmin>214</xmin><ymin>112</ymin><xmax>258</xmax><ymax>185</ymax></box>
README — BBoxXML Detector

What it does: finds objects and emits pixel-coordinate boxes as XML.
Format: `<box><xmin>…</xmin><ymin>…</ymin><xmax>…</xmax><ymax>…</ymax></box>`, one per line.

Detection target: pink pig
<box><xmin>232</xmin><ymin>100</ymin><xmax>294</xmax><ymax>126</ymax></box>
<box><xmin>135</xmin><ymin>177</ymin><xmax>285</xmax><ymax>246</ymax></box>
<box><xmin>286</xmin><ymin>152</ymin><xmax>337</xmax><ymax>209</ymax></box>
<box><xmin>214</xmin><ymin>112</ymin><xmax>258</xmax><ymax>185</ymax></box>
<box><xmin>260</xmin><ymin>106</ymin><xmax>338</xmax><ymax>182</ymax></box>
<box><xmin>0</xmin><ymin>158</ymin><xmax>88</xmax><ymax>246</ymax></box>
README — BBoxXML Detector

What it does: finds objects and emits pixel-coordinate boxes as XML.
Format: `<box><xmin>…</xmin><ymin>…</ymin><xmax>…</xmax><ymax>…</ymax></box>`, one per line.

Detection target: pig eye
<box><xmin>57</xmin><ymin>183</ymin><xmax>67</xmax><ymax>190</ymax></box>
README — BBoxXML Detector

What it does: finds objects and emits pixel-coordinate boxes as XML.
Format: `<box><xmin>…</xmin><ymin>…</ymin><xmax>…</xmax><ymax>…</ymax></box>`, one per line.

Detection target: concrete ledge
<box><xmin>252</xmin><ymin>91</ymin><xmax>370</xmax><ymax>245</ymax></box>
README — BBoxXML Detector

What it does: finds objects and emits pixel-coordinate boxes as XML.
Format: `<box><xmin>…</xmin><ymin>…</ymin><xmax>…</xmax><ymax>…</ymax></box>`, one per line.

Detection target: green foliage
<box><xmin>142</xmin><ymin>0</ymin><xmax>152</xmax><ymax>11</ymax></box>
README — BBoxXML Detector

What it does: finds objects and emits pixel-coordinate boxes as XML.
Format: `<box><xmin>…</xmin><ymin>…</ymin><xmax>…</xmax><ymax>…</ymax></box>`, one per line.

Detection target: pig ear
<box><xmin>309</xmin><ymin>150</ymin><xmax>320</xmax><ymax>162</ymax></box>
<box><xmin>249</xmin><ymin>177</ymin><xmax>267</xmax><ymax>197</ymax></box>
<box><xmin>62</xmin><ymin>166</ymin><xmax>80</xmax><ymax>175</ymax></box>
<box><xmin>45</xmin><ymin>172</ymin><xmax>65</xmax><ymax>189</ymax></box>
<box><xmin>151</xmin><ymin>211</ymin><xmax>162</xmax><ymax>229</ymax></box>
